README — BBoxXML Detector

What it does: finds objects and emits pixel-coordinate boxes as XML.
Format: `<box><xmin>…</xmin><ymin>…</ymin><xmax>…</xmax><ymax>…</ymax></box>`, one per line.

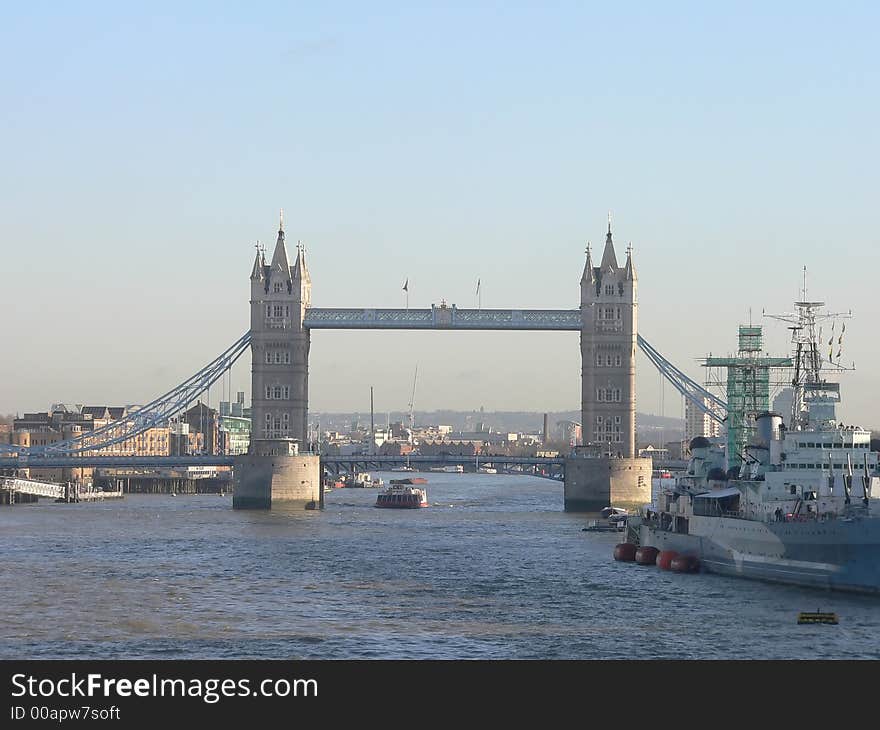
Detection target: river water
<box><xmin>2</xmin><ymin>473</ymin><xmax>878</xmax><ymax>659</ymax></box>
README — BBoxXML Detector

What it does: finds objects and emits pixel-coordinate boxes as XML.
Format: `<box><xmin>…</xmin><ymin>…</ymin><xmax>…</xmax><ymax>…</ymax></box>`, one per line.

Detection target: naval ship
<box><xmin>620</xmin><ymin>296</ymin><xmax>880</xmax><ymax>594</ymax></box>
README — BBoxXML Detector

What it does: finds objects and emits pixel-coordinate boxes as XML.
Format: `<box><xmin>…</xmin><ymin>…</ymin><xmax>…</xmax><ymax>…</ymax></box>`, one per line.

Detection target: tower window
<box><xmin>265</xmin><ymin>305</ymin><xmax>271</xmax><ymax>317</ymax></box>
<box><xmin>615</xmin><ymin>355</ymin><xmax>622</xmax><ymax>366</ymax></box>
<box><xmin>275</xmin><ymin>352</ymin><xmax>282</xmax><ymax>364</ymax></box>
<box><xmin>604</xmin><ymin>285</ymin><xmax>614</xmax><ymax>296</ymax></box>
<box><xmin>283</xmin><ymin>386</ymin><xmax>290</xmax><ymax>399</ymax></box>
<box><xmin>273</xmin><ymin>305</ymin><xmax>283</xmax><ymax>317</ymax></box>
<box><xmin>274</xmin><ymin>386</ymin><xmax>282</xmax><ymax>399</ymax></box>
<box><xmin>265</xmin><ymin>351</ymin><xmax>272</xmax><ymax>364</ymax></box>
<box><xmin>274</xmin><ymin>283</ymin><xmax>282</xmax><ymax>293</ymax></box>
<box><xmin>284</xmin><ymin>352</ymin><xmax>290</xmax><ymax>364</ymax></box>
<box><xmin>265</xmin><ymin>385</ymin><xmax>271</xmax><ymax>399</ymax></box>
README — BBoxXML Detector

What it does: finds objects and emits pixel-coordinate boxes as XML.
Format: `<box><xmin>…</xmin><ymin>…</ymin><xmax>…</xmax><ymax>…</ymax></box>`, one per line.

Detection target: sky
<box><xmin>1</xmin><ymin>2</ymin><xmax>878</xmax><ymax>425</ymax></box>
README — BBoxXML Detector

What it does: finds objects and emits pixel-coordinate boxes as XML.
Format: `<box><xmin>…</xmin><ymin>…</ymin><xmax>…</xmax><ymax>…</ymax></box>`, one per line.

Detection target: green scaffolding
<box><xmin>704</xmin><ymin>326</ymin><xmax>791</xmax><ymax>471</ymax></box>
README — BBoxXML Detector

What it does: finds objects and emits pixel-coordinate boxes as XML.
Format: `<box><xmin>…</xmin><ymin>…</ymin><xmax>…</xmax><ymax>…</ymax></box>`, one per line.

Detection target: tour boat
<box><xmin>376</xmin><ymin>483</ymin><xmax>428</xmax><ymax>509</ymax></box>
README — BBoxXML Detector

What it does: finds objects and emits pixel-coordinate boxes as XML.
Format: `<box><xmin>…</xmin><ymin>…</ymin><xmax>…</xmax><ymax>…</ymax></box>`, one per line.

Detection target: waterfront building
<box><xmin>219</xmin><ymin>414</ymin><xmax>251</xmax><ymax>455</ymax></box>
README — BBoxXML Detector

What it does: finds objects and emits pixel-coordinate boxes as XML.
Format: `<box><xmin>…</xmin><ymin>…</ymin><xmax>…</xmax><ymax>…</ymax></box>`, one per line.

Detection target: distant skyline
<box><xmin>2</xmin><ymin>3</ymin><xmax>878</xmax><ymax>425</ymax></box>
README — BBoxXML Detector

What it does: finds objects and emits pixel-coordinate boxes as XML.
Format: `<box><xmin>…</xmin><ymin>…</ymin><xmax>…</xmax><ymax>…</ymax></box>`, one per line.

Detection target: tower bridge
<box><xmin>1</xmin><ymin>213</ymin><xmax>725</xmax><ymax>510</ymax></box>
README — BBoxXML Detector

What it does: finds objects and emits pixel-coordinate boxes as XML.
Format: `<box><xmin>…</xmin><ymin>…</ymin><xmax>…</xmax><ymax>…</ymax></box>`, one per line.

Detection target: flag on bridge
<box><xmin>403</xmin><ymin>278</ymin><xmax>409</xmax><ymax>292</ymax></box>
<box><xmin>476</xmin><ymin>278</ymin><xmax>481</xmax><ymax>295</ymax></box>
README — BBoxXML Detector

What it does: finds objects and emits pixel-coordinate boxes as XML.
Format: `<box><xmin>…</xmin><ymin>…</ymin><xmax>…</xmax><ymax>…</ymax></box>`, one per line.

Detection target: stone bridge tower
<box><xmin>565</xmin><ymin>217</ymin><xmax>651</xmax><ymax>511</ymax></box>
<box><xmin>580</xmin><ymin>217</ymin><xmax>637</xmax><ymax>458</ymax></box>
<box><xmin>248</xmin><ymin>211</ymin><xmax>311</xmax><ymax>446</ymax></box>
<box><xmin>234</xmin><ymin>212</ymin><xmax>320</xmax><ymax>510</ymax></box>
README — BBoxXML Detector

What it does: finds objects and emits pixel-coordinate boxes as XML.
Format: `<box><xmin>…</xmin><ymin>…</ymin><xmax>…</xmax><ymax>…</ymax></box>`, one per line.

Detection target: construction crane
<box><xmin>407</xmin><ymin>365</ymin><xmax>418</xmax><ymax>429</ymax></box>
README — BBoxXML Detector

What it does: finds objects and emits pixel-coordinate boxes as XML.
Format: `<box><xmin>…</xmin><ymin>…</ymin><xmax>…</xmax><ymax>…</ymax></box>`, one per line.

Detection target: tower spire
<box><xmin>269</xmin><ymin>213</ymin><xmax>292</xmax><ymax>275</ymax></box>
<box><xmin>600</xmin><ymin>214</ymin><xmax>618</xmax><ymax>270</ymax></box>
<box><xmin>250</xmin><ymin>240</ymin><xmax>264</xmax><ymax>280</ymax></box>
<box><xmin>624</xmin><ymin>241</ymin><xmax>636</xmax><ymax>280</ymax></box>
<box><xmin>581</xmin><ymin>241</ymin><xmax>595</xmax><ymax>284</ymax></box>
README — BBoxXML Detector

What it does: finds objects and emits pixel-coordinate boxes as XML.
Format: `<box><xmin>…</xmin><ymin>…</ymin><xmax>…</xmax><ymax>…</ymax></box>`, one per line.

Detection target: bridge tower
<box><xmin>234</xmin><ymin>212</ymin><xmax>320</xmax><ymax>510</ymax></box>
<box><xmin>580</xmin><ymin>217</ymin><xmax>637</xmax><ymax>458</ymax></box>
<box><xmin>564</xmin><ymin>217</ymin><xmax>651</xmax><ymax>511</ymax></box>
<box><xmin>248</xmin><ymin>211</ymin><xmax>311</xmax><ymax>446</ymax></box>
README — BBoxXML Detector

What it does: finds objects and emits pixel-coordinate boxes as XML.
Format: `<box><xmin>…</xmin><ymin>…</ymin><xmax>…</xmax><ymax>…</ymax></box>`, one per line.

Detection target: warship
<box><xmin>620</xmin><ymin>293</ymin><xmax>880</xmax><ymax>593</ymax></box>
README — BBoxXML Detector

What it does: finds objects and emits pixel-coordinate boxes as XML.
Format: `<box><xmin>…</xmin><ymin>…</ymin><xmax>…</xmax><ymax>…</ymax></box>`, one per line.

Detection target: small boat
<box><xmin>797</xmin><ymin>611</ymin><xmax>839</xmax><ymax>625</ymax></box>
<box><xmin>582</xmin><ymin>519</ymin><xmax>627</xmax><ymax>532</ymax></box>
<box><xmin>376</xmin><ymin>483</ymin><xmax>428</xmax><ymax>509</ymax></box>
<box><xmin>346</xmin><ymin>472</ymin><xmax>377</xmax><ymax>488</ymax></box>
<box><xmin>600</xmin><ymin>506</ymin><xmax>629</xmax><ymax>522</ymax></box>
<box><xmin>390</xmin><ymin>477</ymin><xmax>428</xmax><ymax>485</ymax></box>
<box><xmin>478</xmin><ymin>467</ymin><xmax>497</xmax><ymax>474</ymax></box>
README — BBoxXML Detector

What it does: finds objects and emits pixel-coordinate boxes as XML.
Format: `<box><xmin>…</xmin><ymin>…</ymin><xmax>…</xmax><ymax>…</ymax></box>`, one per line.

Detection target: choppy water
<box><xmin>2</xmin><ymin>474</ymin><xmax>878</xmax><ymax>659</ymax></box>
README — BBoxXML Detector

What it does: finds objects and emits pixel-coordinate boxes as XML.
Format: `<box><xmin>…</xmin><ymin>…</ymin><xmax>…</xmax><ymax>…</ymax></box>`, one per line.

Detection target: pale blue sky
<box><xmin>1</xmin><ymin>2</ymin><xmax>878</xmax><ymax>424</ymax></box>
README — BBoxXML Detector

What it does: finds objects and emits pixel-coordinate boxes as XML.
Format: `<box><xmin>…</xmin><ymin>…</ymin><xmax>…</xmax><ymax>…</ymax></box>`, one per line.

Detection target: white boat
<box><xmin>478</xmin><ymin>466</ymin><xmax>497</xmax><ymax>474</ymax></box>
<box><xmin>375</xmin><ymin>483</ymin><xmax>428</xmax><ymax>508</ymax></box>
<box><xmin>346</xmin><ymin>472</ymin><xmax>379</xmax><ymax>488</ymax></box>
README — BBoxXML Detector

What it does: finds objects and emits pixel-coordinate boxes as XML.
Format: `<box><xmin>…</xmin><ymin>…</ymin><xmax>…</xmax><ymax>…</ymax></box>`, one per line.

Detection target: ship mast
<box><xmin>763</xmin><ymin>268</ymin><xmax>852</xmax><ymax>431</ymax></box>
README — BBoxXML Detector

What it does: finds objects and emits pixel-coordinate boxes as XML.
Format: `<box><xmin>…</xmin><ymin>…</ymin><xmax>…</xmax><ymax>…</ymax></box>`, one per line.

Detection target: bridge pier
<box><xmin>233</xmin><ymin>440</ymin><xmax>322</xmax><ymax>510</ymax></box>
<box><xmin>563</xmin><ymin>454</ymin><xmax>652</xmax><ymax>512</ymax></box>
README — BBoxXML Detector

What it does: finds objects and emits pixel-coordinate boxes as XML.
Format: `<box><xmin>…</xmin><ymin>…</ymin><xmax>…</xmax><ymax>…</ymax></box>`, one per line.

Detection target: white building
<box><xmin>685</xmin><ymin>396</ymin><xmax>721</xmax><ymax>444</ymax></box>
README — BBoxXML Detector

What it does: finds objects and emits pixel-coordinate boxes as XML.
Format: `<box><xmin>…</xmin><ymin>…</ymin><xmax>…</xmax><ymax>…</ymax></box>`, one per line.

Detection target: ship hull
<box><xmin>637</xmin><ymin>516</ymin><xmax>880</xmax><ymax>594</ymax></box>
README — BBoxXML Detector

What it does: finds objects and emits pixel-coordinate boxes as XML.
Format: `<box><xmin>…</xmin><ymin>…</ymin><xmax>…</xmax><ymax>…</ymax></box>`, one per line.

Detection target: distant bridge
<box><xmin>322</xmin><ymin>454</ymin><xmax>567</xmax><ymax>481</ymax></box>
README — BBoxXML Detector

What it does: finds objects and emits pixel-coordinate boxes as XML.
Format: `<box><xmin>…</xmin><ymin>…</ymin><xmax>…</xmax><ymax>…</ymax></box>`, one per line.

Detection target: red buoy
<box><xmin>656</xmin><ymin>550</ymin><xmax>679</xmax><ymax>571</ymax></box>
<box><xmin>634</xmin><ymin>546</ymin><xmax>660</xmax><ymax>565</ymax></box>
<box><xmin>613</xmin><ymin>543</ymin><xmax>638</xmax><ymax>562</ymax></box>
<box><xmin>670</xmin><ymin>555</ymin><xmax>700</xmax><ymax>573</ymax></box>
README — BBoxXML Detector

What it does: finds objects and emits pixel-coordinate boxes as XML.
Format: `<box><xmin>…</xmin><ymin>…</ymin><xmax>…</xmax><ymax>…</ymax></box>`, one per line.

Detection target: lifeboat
<box><xmin>670</xmin><ymin>555</ymin><xmax>700</xmax><ymax>573</ymax></box>
<box><xmin>656</xmin><ymin>550</ymin><xmax>679</xmax><ymax>570</ymax></box>
<box><xmin>613</xmin><ymin>543</ymin><xmax>638</xmax><ymax>562</ymax></box>
<box><xmin>634</xmin><ymin>546</ymin><xmax>660</xmax><ymax>565</ymax></box>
